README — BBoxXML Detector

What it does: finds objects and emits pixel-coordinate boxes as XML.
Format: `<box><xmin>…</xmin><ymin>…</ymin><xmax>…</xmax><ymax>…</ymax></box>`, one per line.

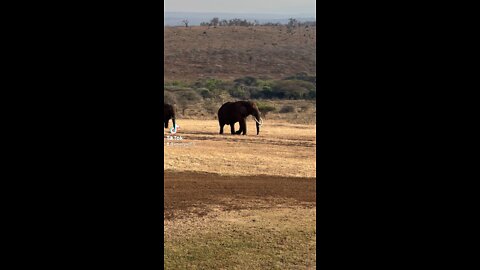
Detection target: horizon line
<box><xmin>165</xmin><ymin>11</ymin><xmax>315</xmax><ymax>16</ymax></box>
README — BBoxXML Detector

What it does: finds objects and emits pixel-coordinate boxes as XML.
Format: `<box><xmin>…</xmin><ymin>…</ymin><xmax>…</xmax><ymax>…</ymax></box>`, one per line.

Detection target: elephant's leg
<box><xmin>239</xmin><ymin>118</ymin><xmax>247</xmax><ymax>135</ymax></box>
<box><xmin>235</xmin><ymin>121</ymin><xmax>243</xmax><ymax>134</ymax></box>
<box><xmin>165</xmin><ymin>119</ymin><xmax>169</xmax><ymax>128</ymax></box>
<box><xmin>219</xmin><ymin>122</ymin><xmax>225</xmax><ymax>134</ymax></box>
<box><xmin>230</xmin><ymin>123</ymin><xmax>236</xmax><ymax>134</ymax></box>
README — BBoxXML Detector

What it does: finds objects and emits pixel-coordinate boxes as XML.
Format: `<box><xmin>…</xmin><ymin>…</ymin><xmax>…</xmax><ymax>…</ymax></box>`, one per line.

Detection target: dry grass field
<box><xmin>164</xmin><ymin>26</ymin><xmax>316</xmax><ymax>82</ymax></box>
<box><xmin>164</xmin><ymin>119</ymin><xmax>316</xmax><ymax>269</ymax></box>
<box><xmin>164</xmin><ymin>119</ymin><xmax>316</xmax><ymax>177</ymax></box>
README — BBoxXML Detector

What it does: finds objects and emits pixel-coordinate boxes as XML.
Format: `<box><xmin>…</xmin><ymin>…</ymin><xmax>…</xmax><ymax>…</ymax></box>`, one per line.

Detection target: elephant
<box><xmin>218</xmin><ymin>101</ymin><xmax>263</xmax><ymax>135</ymax></box>
<box><xmin>164</xmin><ymin>103</ymin><xmax>176</xmax><ymax>129</ymax></box>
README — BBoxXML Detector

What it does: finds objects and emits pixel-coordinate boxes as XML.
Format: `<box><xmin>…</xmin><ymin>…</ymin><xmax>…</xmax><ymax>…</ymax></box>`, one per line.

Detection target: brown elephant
<box><xmin>164</xmin><ymin>103</ymin><xmax>176</xmax><ymax>129</ymax></box>
<box><xmin>218</xmin><ymin>101</ymin><xmax>263</xmax><ymax>135</ymax></box>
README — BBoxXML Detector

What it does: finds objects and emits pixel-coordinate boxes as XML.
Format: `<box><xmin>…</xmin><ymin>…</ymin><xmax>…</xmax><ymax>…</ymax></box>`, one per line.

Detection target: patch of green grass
<box><xmin>164</xmin><ymin>208</ymin><xmax>316</xmax><ymax>269</ymax></box>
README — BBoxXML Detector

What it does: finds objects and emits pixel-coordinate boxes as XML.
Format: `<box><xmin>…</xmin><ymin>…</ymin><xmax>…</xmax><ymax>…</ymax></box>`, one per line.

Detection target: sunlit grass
<box><xmin>164</xmin><ymin>119</ymin><xmax>316</xmax><ymax>178</ymax></box>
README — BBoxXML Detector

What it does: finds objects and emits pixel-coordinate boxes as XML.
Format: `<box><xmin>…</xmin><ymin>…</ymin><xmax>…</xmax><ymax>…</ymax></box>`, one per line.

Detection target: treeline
<box><xmin>199</xmin><ymin>18</ymin><xmax>316</xmax><ymax>27</ymax></box>
<box><xmin>164</xmin><ymin>73</ymin><xmax>316</xmax><ymax>108</ymax></box>
<box><xmin>164</xmin><ymin>73</ymin><xmax>316</xmax><ymax>118</ymax></box>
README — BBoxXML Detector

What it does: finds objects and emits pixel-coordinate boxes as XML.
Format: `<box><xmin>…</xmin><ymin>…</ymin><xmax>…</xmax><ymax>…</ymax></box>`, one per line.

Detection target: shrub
<box><xmin>234</xmin><ymin>76</ymin><xmax>257</xmax><ymax>86</ymax></box>
<box><xmin>193</xmin><ymin>78</ymin><xmax>224</xmax><ymax>91</ymax></box>
<box><xmin>256</xmin><ymin>80</ymin><xmax>274</xmax><ymax>89</ymax></box>
<box><xmin>279</xmin><ymin>105</ymin><xmax>295</xmax><ymax>114</ymax></box>
<box><xmin>272</xmin><ymin>80</ymin><xmax>316</xmax><ymax>100</ymax></box>
<box><xmin>284</xmin><ymin>73</ymin><xmax>316</xmax><ymax>85</ymax></box>
<box><xmin>256</xmin><ymin>102</ymin><xmax>276</xmax><ymax>118</ymax></box>
<box><xmin>197</xmin><ymin>88</ymin><xmax>213</xmax><ymax>99</ymax></box>
<box><xmin>229</xmin><ymin>86</ymin><xmax>250</xmax><ymax>99</ymax></box>
<box><xmin>299</xmin><ymin>104</ymin><xmax>311</xmax><ymax>112</ymax></box>
<box><xmin>164</xmin><ymin>81</ymin><xmax>190</xmax><ymax>89</ymax></box>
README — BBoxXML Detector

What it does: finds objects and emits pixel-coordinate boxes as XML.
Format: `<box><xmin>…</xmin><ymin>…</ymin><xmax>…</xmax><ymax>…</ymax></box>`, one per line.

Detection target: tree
<box><xmin>182</xmin><ymin>19</ymin><xmax>189</xmax><ymax>27</ymax></box>
<box><xmin>287</xmin><ymin>18</ymin><xmax>298</xmax><ymax>33</ymax></box>
<box><xmin>210</xmin><ymin>17</ymin><xmax>219</xmax><ymax>27</ymax></box>
<box><xmin>288</xmin><ymin>18</ymin><xmax>298</xmax><ymax>28</ymax></box>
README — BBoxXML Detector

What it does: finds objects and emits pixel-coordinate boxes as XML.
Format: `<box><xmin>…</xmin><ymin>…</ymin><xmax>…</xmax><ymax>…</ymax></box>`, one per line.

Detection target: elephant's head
<box><xmin>243</xmin><ymin>101</ymin><xmax>263</xmax><ymax>135</ymax></box>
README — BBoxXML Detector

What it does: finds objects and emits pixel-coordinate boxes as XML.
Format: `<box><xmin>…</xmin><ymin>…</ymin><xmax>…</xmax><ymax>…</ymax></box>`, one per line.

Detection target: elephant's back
<box><xmin>218</xmin><ymin>102</ymin><xmax>233</xmax><ymax>122</ymax></box>
<box><xmin>218</xmin><ymin>102</ymin><xmax>232</xmax><ymax>114</ymax></box>
<box><xmin>164</xmin><ymin>103</ymin><xmax>176</xmax><ymax>118</ymax></box>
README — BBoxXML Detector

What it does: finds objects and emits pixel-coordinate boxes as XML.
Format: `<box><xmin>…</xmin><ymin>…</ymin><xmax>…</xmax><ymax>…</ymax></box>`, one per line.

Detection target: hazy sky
<box><xmin>164</xmin><ymin>0</ymin><xmax>315</xmax><ymax>15</ymax></box>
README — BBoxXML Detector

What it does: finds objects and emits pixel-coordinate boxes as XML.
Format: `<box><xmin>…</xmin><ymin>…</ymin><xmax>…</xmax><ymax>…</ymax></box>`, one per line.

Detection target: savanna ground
<box><xmin>164</xmin><ymin>120</ymin><xmax>316</xmax><ymax>269</ymax></box>
<box><xmin>164</xmin><ymin>25</ymin><xmax>316</xmax><ymax>269</ymax></box>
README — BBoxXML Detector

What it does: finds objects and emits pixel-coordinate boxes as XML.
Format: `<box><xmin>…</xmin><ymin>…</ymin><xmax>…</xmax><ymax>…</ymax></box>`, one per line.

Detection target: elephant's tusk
<box><xmin>254</xmin><ymin>117</ymin><xmax>263</xmax><ymax>126</ymax></box>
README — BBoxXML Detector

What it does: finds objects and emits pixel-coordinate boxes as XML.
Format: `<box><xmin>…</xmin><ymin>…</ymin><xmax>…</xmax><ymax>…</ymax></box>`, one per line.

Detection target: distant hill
<box><xmin>164</xmin><ymin>12</ymin><xmax>315</xmax><ymax>26</ymax></box>
<box><xmin>164</xmin><ymin>26</ymin><xmax>316</xmax><ymax>82</ymax></box>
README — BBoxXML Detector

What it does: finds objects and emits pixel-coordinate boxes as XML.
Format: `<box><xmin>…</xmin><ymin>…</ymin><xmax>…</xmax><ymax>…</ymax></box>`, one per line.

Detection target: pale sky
<box><xmin>164</xmin><ymin>0</ymin><xmax>315</xmax><ymax>15</ymax></box>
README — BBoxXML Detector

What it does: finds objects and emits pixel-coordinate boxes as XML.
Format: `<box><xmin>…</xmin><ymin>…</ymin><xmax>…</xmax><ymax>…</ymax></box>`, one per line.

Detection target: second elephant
<box><xmin>164</xmin><ymin>103</ymin><xmax>176</xmax><ymax>129</ymax></box>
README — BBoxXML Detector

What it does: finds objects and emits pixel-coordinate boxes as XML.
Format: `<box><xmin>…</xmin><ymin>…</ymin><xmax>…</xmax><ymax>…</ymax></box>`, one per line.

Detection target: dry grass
<box><xmin>164</xmin><ymin>26</ymin><xmax>316</xmax><ymax>82</ymax></box>
<box><xmin>165</xmin><ymin>207</ymin><xmax>316</xmax><ymax>269</ymax></box>
<box><xmin>164</xmin><ymin>119</ymin><xmax>316</xmax><ymax>178</ymax></box>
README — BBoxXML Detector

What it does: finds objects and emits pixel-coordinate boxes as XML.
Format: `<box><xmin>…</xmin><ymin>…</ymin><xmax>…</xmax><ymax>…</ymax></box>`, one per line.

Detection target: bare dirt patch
<box><xmin>164</xmin><ymin>171</ymin><xmax>316</xmax><ymax>220</ymax></box>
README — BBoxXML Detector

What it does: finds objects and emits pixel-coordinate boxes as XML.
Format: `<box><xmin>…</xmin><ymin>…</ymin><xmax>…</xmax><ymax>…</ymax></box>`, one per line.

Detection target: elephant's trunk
<box><xmin>172</xmin><ymin>118</ymin><xmax>176</xmax><ymax>131</ymax></box>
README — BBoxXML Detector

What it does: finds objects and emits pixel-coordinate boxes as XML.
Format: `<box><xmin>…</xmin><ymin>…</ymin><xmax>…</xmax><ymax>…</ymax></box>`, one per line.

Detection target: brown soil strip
<box><xmin>164</xmin><ymin>171</ymin><xmax>316</xmax><ymax>220</ymax></box>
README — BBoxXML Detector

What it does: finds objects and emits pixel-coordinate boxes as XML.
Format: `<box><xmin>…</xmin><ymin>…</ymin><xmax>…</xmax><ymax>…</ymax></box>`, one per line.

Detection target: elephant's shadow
<box><xmin>181</xmin><ymin>130</ymin><xmax>225</xmax><ymax>136</ymax></box>
<box><xmin>177</xmin><ymin>130</ymin><xmax>257</xmax><ymax>138</ymax></box>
